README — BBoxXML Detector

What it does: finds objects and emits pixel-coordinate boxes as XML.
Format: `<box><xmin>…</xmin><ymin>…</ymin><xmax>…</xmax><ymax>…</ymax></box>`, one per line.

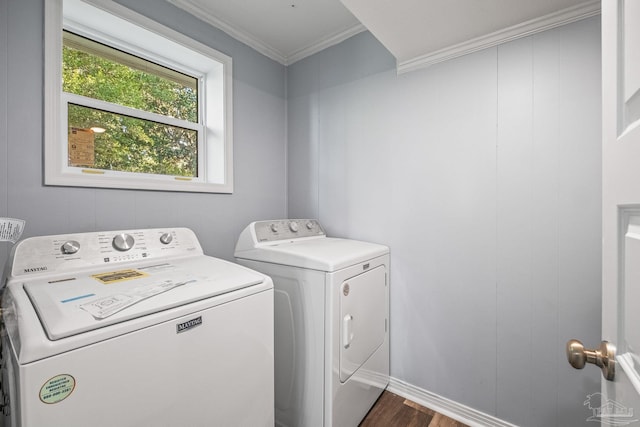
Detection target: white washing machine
<box><xmin>0</xmin><ymin>228</ymin><xmax>274</xmax><ymax>427</ymax></box>
<box><xmin>235</xmin><ymin>219</ymin><xmax>389</xmax><ymax>427</ymax></box>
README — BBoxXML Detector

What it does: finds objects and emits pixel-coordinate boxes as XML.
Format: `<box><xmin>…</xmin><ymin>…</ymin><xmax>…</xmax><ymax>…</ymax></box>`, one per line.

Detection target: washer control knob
<box><xmin>112</xmin><ymin>233</ymin><xmax>135</xmax><ymax>252</ymax></box>
<box><xmin>289</xmin><ymin>221</ymin><xmax>299</xmax><ymax>232</ymax></box>
<box><xmin>270</xmin><ymin>223</ymin><xmax>279</xmax><ymax>233</ymax></box>
<box><xmin>61</xmin><ymin>240</ymin><xmax>81</xmax><ymax>255</ymax></box>
<box><xmin>306</xmin><ymin>221</ymin><xmax>315</xmax><ymax>230</ymax></box>
<box><xmin>160</xmin><ymin>233</ymin><xmax>173</xmax><ymax>245</ymax></box>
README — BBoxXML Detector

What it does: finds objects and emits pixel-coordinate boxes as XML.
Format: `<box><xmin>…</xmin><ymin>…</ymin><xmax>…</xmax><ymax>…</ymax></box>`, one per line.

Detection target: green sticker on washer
<box><xmin>39</xmin><ymin>374</ymin><xmax>75</xmax><ymax>404</ymax></box>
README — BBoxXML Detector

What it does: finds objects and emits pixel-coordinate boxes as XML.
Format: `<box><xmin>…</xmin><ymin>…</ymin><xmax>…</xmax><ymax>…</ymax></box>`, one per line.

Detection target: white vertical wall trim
<box><xmin>387</xmin><ymin>378</ymin><xmax>519</xmax><ymax>427</ymax></box>
<box><xmin>397</xmin><ymin>0</ymin><xmax>600</xmax><ymax>74</ymax></box>
<box><xmin>43</xmin><ymin>0</ymin><xmax>63</xmax><ymax>190</ymax></box>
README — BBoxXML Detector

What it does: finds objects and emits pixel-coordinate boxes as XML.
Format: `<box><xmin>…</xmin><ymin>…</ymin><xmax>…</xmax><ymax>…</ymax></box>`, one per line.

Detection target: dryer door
<box><xmin>339</xmin><ymin>266</ymin><xmax>387</xmax><ymax>382</ymax></box>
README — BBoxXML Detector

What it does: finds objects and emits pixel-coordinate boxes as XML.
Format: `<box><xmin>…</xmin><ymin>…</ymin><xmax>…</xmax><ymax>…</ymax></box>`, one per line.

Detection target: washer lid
<box><xmin>235</xmin><ymin>237</ymin><xmax>389</xmax><ymax>271</ymax></box>
<box><xmin>24</xmin><ymin>256</ymin><xmax>266</xmax><ymax>340</ymax></box>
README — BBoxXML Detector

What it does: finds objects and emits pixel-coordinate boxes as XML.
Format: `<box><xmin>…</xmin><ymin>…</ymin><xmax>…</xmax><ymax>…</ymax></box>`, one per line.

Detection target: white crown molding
<box><xmin>387</xmin><ymin>377</ymin><xmax>519</xmax><ymax>427</ymax></box>
<box><xmin>287</xmin><ymin>23</ymin><xmax>366</xmax><ymax>65</ymax></box>
<box><xmin>397</xmin><ymin>0</ymin><xmax>601</xmax><ymax>74</ymax></box>
<box><xmin>168</xmin><ymin>0</ymin><xmax>287</xmax><ymax>63</ymax></box>
<box><xmin>169</xmin><ymin>0</ymin><xmax>364</xmax><ymax>66</ymax></box>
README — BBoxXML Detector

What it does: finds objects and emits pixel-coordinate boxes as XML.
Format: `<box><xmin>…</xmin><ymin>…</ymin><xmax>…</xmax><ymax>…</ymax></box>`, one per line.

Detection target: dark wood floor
<box><xmin>360</xmin><ymin>391</ymin><xmax>469</xmax><ymax>427</ymax></box>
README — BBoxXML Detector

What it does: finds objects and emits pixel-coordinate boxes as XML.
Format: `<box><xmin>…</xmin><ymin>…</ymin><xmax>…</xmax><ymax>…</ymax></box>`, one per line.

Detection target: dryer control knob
<box><xmin>160</xmin><ymin>233</ymin><xmax>173</xmax><ymax>245</ymax></box>
<box><xmin>306</xmin><ymin>221</ymin><xmax>315</xmax><ymax>230</ymax></box>
<box><xmin>61</xmin><ymin>240</ymin><xmax>80</xmax><ymax>255</ymax></box>
<box><xmin>113</xmin><ymin>233</ymin><xmax>135</xmax><ymax>251</ymax></box>
<box><xmin>289</xmin><ymin>221</ymin><xmax>299</xmax><ymax>232</ymax></box>
<box><xmin>270</xmin><ymin>223</ymin><xmax>279</xmax><ymax>233</ymax></box>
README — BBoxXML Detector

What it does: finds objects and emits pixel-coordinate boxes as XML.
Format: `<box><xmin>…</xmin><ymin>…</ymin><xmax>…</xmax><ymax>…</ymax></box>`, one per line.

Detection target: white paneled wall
<box><xmin>288</xmin><ymin>17</ymin><xmax>601</xmax><ymax>427</ymax></box>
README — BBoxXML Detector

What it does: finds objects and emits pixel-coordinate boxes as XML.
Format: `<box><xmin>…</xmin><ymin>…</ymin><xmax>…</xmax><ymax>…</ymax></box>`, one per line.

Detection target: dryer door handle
<box><xmin>343</xmin><ymin>314</ymin><xmax>354</xmax><ymax>349</ymax></box>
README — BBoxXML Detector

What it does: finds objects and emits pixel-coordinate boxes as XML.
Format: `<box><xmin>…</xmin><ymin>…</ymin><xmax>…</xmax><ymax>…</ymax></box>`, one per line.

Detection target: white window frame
<box><xmin>44</xmin><ymin>0</ymin><xmax>234</xmax><ymax>193</ymax></box>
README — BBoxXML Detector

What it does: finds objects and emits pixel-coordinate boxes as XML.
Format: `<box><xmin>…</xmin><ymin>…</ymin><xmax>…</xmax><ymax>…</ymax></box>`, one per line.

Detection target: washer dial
<box><xmin>112</xmin><ymin>233</ymin><xmax>135</xmax><ymax>251</ymax></box>
<box><xmin>61</xmin><ymin>240</ymin><xmax>80</xmax><ymax>255</ymax></box>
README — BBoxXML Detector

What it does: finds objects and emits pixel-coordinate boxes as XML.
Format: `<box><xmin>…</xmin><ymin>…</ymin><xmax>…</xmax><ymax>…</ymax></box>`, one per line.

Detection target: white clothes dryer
<box><xmin>235</xmin><ymin>219</ymin><xmax>389</xmax><ymax>427</ymax></box>
<box><xmin>0</xmin><ymin>228</ymin><xmax>274</xmax><ymax>427</ymax></box>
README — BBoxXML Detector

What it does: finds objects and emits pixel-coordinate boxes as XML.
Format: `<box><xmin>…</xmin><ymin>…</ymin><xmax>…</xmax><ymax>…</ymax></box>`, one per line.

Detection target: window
<box><xmin>45</xmin><ymin>0</ymin><xmax>234</xmax><ymax>193</ymax></box>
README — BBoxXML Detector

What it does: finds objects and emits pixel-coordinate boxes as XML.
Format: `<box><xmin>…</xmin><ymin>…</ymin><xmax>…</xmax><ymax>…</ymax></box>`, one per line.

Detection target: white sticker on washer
<box><xmin>79</xmin><ymin>279</ymin><xmax>196</xmax><ymax>319</ymax></box>
<box><xmin>0</xmin><ymin>218</ymin><xmax>25</xmax><ymax>243</ymax></box>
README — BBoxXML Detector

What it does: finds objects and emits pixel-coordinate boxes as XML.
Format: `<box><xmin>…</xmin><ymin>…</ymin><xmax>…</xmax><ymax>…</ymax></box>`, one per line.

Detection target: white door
<box><xmin>598</xmin><ymin>0</ymin><xmax>640</xmax><ymax>425</ymax></box>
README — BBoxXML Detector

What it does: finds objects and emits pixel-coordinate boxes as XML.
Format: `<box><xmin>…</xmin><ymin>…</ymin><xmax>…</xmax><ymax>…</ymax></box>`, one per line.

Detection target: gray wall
<box><xmin>0</xmin><ymin>0</ymin><xmax>287</xmax><ymax>278</ymax></box>
<box><xmin>287</xmin><ymin>17</ymin><xmax>602</xmax><ymax>427</ymax></box>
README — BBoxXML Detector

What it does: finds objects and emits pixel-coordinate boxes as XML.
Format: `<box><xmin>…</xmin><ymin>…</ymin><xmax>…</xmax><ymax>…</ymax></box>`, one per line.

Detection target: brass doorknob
<box><xmin>566</xmin><ymin>339</ymin><xmax>615</xmax><ymax>381</ymax></box>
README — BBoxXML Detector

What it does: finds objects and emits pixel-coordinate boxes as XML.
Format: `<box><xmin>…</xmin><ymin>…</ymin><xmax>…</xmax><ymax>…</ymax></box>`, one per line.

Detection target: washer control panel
<box><xmin>254</xmin><ymin>219</ymin><xmax>325</xmax><ymax>243</ymax></box>
<box><xmin>9</xmin><ymin>228</ymin><xmax>202</xmax><ymax>277</ymax></box>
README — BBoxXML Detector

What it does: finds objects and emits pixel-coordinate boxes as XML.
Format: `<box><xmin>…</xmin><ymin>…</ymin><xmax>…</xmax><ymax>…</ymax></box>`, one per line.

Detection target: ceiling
<box><xmin>168</xmin><ymin>0</ymin><xmax>600</xmax><ymax>70</ymax></box>
<box><xmin>168</xmin><ymin>0</ymin><xmax>364</xmax><ymax>65</ymax></box>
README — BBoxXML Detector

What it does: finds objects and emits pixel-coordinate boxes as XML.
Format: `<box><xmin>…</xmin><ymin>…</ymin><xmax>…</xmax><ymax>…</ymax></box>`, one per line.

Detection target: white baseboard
<box><xmin>387</xmin><ymin>377</ymin><xmax>518</xmax><ymax>427</ymax></box>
